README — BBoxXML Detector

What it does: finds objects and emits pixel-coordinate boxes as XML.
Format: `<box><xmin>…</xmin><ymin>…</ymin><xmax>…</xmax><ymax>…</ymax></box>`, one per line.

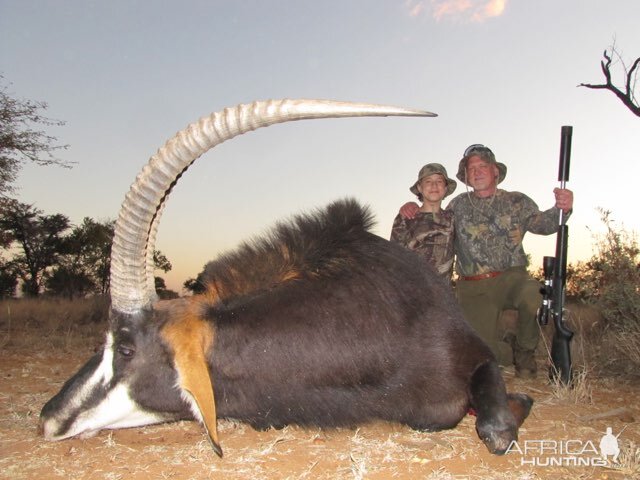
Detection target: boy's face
<box><xmin>417</xmin><ymin>173</ymin><xmax>447</xmax><ymax>203</ymax></box>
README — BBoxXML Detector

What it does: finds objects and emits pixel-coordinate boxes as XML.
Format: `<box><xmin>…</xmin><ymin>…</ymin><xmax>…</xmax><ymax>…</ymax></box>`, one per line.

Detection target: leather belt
<box><xmin>460</xmin><ymin>271</ymin><xmax>502</xmax><ymax>281</ymax></box>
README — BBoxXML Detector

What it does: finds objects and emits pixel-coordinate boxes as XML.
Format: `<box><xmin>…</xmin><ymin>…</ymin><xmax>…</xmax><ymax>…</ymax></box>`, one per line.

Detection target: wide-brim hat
<box><xmin>410</xmin><ymin>163</ymin><xmax>457</xmax><ymax>198</ymax></box>
<box><xmin>456</xmin><ymin>144</ymin><xmax>507</xmax><ymax>185</ymax></box>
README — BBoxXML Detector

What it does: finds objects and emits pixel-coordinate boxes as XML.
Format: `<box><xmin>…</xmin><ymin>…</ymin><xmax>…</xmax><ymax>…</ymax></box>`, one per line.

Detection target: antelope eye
<box><xmin>117</xmin><ymin>345</ymin><xmax>135</xmax><ymax>358</ymax></box>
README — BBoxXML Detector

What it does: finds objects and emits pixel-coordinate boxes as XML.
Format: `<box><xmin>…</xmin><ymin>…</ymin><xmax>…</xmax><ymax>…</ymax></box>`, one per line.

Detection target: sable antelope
<box><xmin>39</xmin><ymin>99</ymin><xmax>532</xmax><ymax>456</ymax></box>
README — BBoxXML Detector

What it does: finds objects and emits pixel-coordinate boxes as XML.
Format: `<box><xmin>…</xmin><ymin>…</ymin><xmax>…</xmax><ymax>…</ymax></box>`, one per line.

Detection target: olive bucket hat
<box><xmin>410</xmin><ymin>163</ymin><xmax>457</xmax><ymax>198</ymax></box>
<box><xmin>456</xmin><ymin>144</ymin><xmax>507</xmax><ymax>185</ymax></box>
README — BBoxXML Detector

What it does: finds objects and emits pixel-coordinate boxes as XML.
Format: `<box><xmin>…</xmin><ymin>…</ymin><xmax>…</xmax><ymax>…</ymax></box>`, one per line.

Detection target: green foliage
<box><xmin>45</xmin><ymin>267</ymin><xmax>94</xmax><ymax>299</ymax></box>
<box><xmin>47</xmin><ymin>217</ymin><xmax>114</xmax><ymax>297</ymax></box>
<box><xmin>183</xmin><ymin>275</ymin><xmax>206</xmax><ymax>294</ymax></box>
<box><xmin>153</xmin><ymin>250</ymin><xmax>172</xmax><ymax>273</ymax></box>
<box><xmin>0</xmin><ymin>199</ymin><xmax>176</xmax><ymax>299</ymax></box>
<box><xmin>0</xmin><ymin>199</ymin><xmax>70</xmax><ymax>296</ymax></box>
<box><xmin>0</xmin><ymin>258</ymin><xmax>17</xmax><ymax>298</ymax></box>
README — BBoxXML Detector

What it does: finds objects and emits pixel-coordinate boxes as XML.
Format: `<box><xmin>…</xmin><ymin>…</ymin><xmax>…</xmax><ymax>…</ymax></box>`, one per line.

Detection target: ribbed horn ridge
<box><xmin>109</xmin><ymin>99</ymin><xmax>436</xmax><ymax>315</ymax></box>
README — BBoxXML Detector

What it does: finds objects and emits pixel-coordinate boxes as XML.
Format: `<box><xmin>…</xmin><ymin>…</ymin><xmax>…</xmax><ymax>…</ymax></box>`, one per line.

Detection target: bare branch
<box><xmin>579</xmin><ymin>46</ymin><xmax>640</xmax><ymax>118</ymax></box>
<box><xmin>0</xmin><ymin>75</ymin><xmax>71</xmax><ymax>195</ymax></box>
<box><xmin>601</xmin><ymin>49</ymin><xmax>613</xmax><ymax>83</ymax></box>
<box><xmin>627</xmin><ymin>56</ymin><xmax>640</xmax><ymax>101</ymax></box>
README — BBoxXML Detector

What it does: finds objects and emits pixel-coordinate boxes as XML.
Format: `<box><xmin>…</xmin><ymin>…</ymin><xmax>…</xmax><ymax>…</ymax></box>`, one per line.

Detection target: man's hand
<box><xmin>400</xmin><ymin>202</ymin><xmax>419</xmax><ymax>219</ymax></box>
<box><xmin>554</xmin><ymin>188</ymin><xmax>573</xmax><ymax>214</ymax></box>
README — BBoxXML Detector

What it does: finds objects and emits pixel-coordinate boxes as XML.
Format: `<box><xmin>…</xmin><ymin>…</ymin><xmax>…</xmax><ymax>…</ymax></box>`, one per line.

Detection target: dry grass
<box><xmin>1</xmin><ymin>298</ymin><xmax>639</xmax><ymax>479</ymax></box>
<box><xmin>536</xmin><ymin>310</ymin><xmax>594</xmax><ymax>406</ymax></box>
<box><xmin>536</xmin><ymin>300</ymin><xmax>640</xmax><ymax>386</ymax></box>
<box><xmin>613</xmin><ymin>323</ymin><xmax>640</xmax><ymax>369</ymax></box>
<box><xmin>615</xmin><ymin>440</ymin><xmax>640</xmax><ymax>477</ymax></box>
<box><xmin>0</xmin><ymin>296</ymin><xmax>108</xmax><ymax>351</ymax></box>
<box><xmin>547</xmin><ymin>366</ymin><xmax>594</xmax><ymax>406</ymax></box>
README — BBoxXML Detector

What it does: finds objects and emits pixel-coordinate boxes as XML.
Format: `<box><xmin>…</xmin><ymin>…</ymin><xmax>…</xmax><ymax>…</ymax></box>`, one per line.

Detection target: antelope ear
<box><xmin>161</xmin><ymin>311</ymin><xmax>222</xmax><ymax>457</ymax></box>
<box><xmin>507</xmin><ymin>393</ymin><xmax>534</xmax><ymax>428</ymax></box>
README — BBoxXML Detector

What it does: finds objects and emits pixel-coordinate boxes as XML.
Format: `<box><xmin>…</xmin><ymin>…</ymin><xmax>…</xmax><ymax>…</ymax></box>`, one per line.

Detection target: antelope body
<box><xmin>39</xmin><ymin>99</ymin><xmax>532</xmax><ymax>456</ymax></box>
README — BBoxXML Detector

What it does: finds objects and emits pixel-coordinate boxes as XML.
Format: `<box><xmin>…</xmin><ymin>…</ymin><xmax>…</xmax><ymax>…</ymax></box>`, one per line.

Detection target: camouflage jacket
<box><xmin>390</xmin><ymin>209</ymin><xmax>455</xmax><ymax>281</ymax></box>
<box><xmin>447</xmin><ymin>189</ymin><xmax>566</xmax><ymax>277</ymax></box>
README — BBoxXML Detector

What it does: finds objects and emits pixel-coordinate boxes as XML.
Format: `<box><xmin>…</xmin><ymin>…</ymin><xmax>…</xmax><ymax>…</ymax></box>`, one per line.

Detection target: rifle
<box><xmin>537</xmin><ymin>126</ymin><xmax>574</xmax><ymax>385</ymax></box>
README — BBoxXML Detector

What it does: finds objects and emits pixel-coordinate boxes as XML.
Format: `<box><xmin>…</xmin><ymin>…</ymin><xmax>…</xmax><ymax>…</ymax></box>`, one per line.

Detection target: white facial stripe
<box><xmin>78</xmin><ymin>383</ymin><xmax>165</xmax><ymax>431</ymax></box>
<box><xmin>42</xmin><ymin>332</ymin><xmax>161</xmax><ymax>441</ymax></box>
<box><xmin>47</xmin><ymin>383</ymin><xmax>165</xmax><ymax>441</ymax></box>
<box><xmin>92</xmin><ymin>332</ymin><xmax>115</xmax><ymax>387</ymax></box>
<box><xmin>42</xmin><ymin>333</ymin><xmax>116</xmax><ymax>439</ymax></box>
<box><xmin>68</xmin><ymin>334</ymin><xmax>115</xmax><ymax>413</ymax></box>
<box><xmin>70</xmin><ymin>333</ymin><xmax>115</xmax><ymax>411</ymax></box>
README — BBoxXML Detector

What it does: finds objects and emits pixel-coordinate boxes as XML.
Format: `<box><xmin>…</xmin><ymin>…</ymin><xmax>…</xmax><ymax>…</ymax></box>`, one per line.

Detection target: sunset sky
<box><xmin>2</xmin><ymin>0</ymin><xmax>639</xmax><ymax>292</ymax></box>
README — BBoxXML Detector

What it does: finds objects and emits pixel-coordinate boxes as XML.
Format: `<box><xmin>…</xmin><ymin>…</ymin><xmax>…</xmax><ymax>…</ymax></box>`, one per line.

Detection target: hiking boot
<box><xmin>502</xmin><ymin>331</ymin><xmax>517</xmax><ymax>350</ymax></box>
<box><xmin>514</xmin><ymin>349</ymin><xmax>537</xmax><ymax>379</ymax></box>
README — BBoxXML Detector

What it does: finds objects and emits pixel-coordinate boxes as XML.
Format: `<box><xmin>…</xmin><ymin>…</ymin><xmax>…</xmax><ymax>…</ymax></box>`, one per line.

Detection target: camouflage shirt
<box><xmin>390</xmin><ymin>209</ymin><xmax>455</xmax><ymax>281</ymax></box>
<box><xmin>447</xmin><ymin>189</ymin><xmax>565</xmax><ymax>277</ymax></box>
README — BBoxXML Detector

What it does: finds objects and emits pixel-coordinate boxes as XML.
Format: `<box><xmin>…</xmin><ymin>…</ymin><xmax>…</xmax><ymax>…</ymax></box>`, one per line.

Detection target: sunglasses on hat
<box><xmin>463</xmin><ymin>144</ymin><xmax>494</xmax><ymax>157</ymax></box>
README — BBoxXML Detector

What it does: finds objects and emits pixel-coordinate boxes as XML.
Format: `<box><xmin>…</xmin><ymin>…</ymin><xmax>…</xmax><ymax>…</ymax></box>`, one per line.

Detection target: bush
<box><xmin>577</xmin><ymin>210</ymin><xmax>640</xmax><ymax>322</ymax></box>
<box><xmin>570</xmin><ymin>209</ymin><xmax>640</xmax><ymax>375</ymax></box>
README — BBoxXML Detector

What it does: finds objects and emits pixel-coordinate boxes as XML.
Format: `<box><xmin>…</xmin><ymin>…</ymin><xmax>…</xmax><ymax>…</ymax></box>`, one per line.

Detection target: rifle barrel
<box><xmin>558</xmin><ymin>126</ymin><xmax>572</xmax><ymax>184</ymax></box>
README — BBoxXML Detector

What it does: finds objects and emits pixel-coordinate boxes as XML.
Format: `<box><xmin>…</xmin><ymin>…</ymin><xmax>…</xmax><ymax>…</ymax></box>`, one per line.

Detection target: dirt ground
<box><xmin>1</xmin><ymin>328</ymin><xmax>639</xmax><ymax>480</ymax></box>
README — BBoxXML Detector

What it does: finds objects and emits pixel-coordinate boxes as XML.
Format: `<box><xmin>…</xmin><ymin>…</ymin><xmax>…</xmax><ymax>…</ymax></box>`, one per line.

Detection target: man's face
<box><xmin>417</xmin><ymin>173</ymin><xmax>447</xmax><ymax>203</ymax></box>
<box><xmin>466</xmin><ymin>156</ymin><xmax>499</xmax><ymax>194</ymax></box>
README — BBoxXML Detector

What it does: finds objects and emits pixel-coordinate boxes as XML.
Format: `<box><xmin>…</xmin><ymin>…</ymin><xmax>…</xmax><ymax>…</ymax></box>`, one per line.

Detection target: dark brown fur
<box><xmin>189</xmin><ymin>198</ymin><xmax>530</xmax><ymax>452</ymax></box>
<box><xmin>200</xmin><ymin>199</ymin><xmax>378</xmax><ymax>302</ymax></box>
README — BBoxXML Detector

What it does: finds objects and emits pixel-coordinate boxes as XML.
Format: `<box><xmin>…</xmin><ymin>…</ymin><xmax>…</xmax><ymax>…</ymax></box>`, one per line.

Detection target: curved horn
<box><xmin>109</xmin><ymin>99</ymin><xmax>436</xmax><ymax>315</ymax></box>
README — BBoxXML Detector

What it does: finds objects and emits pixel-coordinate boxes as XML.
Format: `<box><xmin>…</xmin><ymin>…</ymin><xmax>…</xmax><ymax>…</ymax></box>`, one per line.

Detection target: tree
<box><xmin>45</xmin><ymin>267</ymin><xmax>94</xmax><ymax>300</ymax></box>
<box><xmin>579</xmin><ymin>45</ymin><xmax>640</xmax><ymax>117</ymax></box>
<box><xmin>152</xmin><ymin>250</ymin><xmax>179</xmax><ymax>298</ymax></box>
<box><xmin>0</xmin><ymin>258</ymin><xmax>17</xmax><ymax>298</ymax></box>
<box><xmin>0</xmin><ymin>75</ymin><xmax>70</xmax><ymax>195</ymax></box>
<box><xmin>183</xmin><ymin>275</ymin><xmax>207</xmax><ymax>295</ymax></box>
<box><xmin>0</xmin><ymin>199</ymin><xmax>69</xmax><ymax>296</ymax></box>
<box><xmin>0</xmin><ymin>198</ymin><xmax>177</xmax><ymax>298</ymax></box>
<box><xmin>155</xmin><ymin>276</ymin><xmax>179</xmax><ymax>299</ymax></box>
<box><xmin>44</xmin><ymin>216</ymin><xmax>176</xmax><ymax>298</ymax></box>
<box><xmin>153</xmin><ymin>250</ymin><xmax>172</xmax><ymax>273</ymax></box>
<box><xmin>0</xmin><ymin>209</ymin><xmax>15</xmax><ymax>298</ymax></box>
<box><xmin>46</xmin><ymin>218</ymin><xmax>114</xmax><ymax>298</ymax></box>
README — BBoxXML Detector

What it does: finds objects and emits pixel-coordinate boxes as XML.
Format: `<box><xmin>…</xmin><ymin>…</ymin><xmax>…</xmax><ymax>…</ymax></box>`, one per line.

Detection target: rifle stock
<box><xmin>551</xmin><ymin>222</ymin><xmax>573</xmax><ymax>384</ymax></box>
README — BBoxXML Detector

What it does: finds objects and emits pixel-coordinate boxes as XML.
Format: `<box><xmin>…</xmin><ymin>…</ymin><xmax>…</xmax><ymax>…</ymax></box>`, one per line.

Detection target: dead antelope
<box><xmin>39</xmin><ymin>99</ymin><xmax>532</xmax><ymax>456</ymax></box>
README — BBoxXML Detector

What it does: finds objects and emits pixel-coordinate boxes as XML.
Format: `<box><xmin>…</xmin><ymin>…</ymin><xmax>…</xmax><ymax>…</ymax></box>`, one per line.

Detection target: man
<box><xmin>390</xmin><ymin>163</ymin><xmax>457</xmax><ymax>282</ymax></box>
<box><xmin>400</xmin><ymin>144</ymin><xmax>573</xmax><ymax>378</ymax></box>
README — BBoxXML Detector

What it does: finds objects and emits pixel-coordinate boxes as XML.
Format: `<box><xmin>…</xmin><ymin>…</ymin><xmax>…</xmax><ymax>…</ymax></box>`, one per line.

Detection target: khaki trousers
<box><xmin>456</xmin><ymin>267</ymin><xmax>541</xmax><ymax>366</ymax></box>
